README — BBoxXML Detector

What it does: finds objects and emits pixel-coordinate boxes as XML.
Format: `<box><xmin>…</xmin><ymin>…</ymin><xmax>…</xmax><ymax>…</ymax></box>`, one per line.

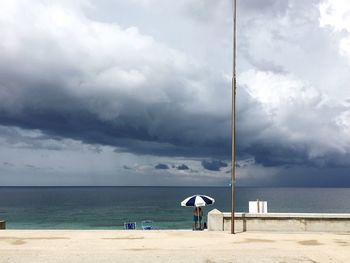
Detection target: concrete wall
<box><xmin>208</xmin><ymin>210</ymin><xmax>350</xmax><ymax>233</ymax></box>
<box><xmin>0</xmin><ymin>220</ymin><xmax>5</xmax><ymax>229</ymax></box>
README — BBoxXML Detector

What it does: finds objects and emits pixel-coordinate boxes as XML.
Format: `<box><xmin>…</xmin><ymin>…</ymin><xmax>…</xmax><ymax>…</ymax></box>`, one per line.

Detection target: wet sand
<box><xmin>0</xmin><ymin>230</ymin><xmax>349</xmax><ymax>262</ymax></box>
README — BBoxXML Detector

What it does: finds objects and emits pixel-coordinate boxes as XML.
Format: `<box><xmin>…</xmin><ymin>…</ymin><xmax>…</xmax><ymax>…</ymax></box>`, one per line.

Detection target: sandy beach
<box><xmin>0</xmin><ymin>230</ymin><xmax>349</xmax><ymax>263</ymax></box>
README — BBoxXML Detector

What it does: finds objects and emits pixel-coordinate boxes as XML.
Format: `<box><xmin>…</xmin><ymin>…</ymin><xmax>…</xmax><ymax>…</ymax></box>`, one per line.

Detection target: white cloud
<box><xmin>319</xmin><ymin>0</ymin><xmax>350</xmax><ymax>31</ymax></box>
<box><xmin>319</xmin><ymin>0</ymin><xmax>350</xmax><ymax>61</ymax></box>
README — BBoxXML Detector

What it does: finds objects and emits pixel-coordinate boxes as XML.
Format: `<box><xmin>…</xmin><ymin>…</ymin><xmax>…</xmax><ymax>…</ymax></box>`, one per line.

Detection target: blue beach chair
<box><xmin>123</xmin><ymin>222</ymin><xmax>136</xmax><ymax>230</ymax></box>
<box><xmin>141</xmin><ymin>220</ymin><xmax>153</xmax><ymax>230</ymax></box>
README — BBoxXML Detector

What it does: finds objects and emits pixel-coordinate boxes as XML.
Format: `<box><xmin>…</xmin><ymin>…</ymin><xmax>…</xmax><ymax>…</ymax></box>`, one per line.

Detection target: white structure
<box><xmin>207</xmin><ymin>210</ymin><xmax>350</xmax><ymax>232</ymax></box>
<box><xmin>249</xmin><ymin>200</ymin><xmax>268</xmax><ymax>213</ymax></box>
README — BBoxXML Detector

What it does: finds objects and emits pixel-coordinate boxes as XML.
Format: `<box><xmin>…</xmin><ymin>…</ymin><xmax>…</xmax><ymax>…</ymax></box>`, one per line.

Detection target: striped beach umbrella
<box><xmin>181</xmin><ymin>194</ymin><xmax>215</xmax><ymax>207</ymax></box>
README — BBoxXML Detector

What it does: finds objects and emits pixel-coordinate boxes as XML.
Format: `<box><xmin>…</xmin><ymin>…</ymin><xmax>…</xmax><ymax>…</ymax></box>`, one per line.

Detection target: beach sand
<box><xmin>0</xmin><ymin>230</ymin><xmax>349</xmax><ymax>263</ymax></box>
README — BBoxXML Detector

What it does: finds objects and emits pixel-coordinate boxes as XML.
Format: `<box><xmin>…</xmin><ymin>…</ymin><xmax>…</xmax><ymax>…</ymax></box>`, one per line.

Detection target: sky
<box><xmin>0</xmin><ymin>0</ymin><xmax>350</xmax><ymax>186</ymax></box>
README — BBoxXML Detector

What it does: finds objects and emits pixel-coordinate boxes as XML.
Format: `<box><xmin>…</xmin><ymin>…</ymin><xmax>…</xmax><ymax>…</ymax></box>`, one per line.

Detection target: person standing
<box><xmin>193</xmin><ymin>207</ymin><xmax>203</xmax><ymax>230</ymax></box>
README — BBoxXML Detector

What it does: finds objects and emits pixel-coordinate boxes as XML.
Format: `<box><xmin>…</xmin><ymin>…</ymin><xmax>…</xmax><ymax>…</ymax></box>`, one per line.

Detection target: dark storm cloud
<box><xmin>0</xmin><ymin>72</ymin><xmax>347</xmax><ymax>170</ymax></box>
<box><xmin>0</xmin><ymin>85</ymin><xmax>231</xmax><ymax>158</ymax></box>
<box><xmin>246</xmin><ymin>143</ymin><xmax>350</xmax><ymax>169</ymax></box>
<box><xmin>1</xmin><ymin>0</ymin><xmax>350</xmax><ymax>188</ymax></box>
<box><xmin>201</xmin><ymin>160</ymin><xmax>228</xmax><ymax>171</ymax></box>
<box><xmin>243</xmin><ymin>141</ymin><xmax>310</xmax><ymax>167</ymax></box>
<box><xmin>154</xmin><ymin>163</ymin><xmax>169</xmax><ymax>169</ymax></box>
<box><xmin>0</xmin><ymin>0</ymin><xmax>231</xmax><ymax>159</ymax></box>
<box><xmin>177</xmin><ymin>164</ymin><xmax>189</xmax><ymax>170</ymax></box>
<box><xmin>238</xmin><ymin>166</ymin><xmax>350</xmax><ymax>187</ymax></box>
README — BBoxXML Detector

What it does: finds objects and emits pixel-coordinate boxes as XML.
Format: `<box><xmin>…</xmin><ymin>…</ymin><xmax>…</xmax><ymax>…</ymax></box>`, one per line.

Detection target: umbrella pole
<box><xmin>197</xmin><ymin>207</ymin><xmax>199</xmax><ymax>230</ymax></box>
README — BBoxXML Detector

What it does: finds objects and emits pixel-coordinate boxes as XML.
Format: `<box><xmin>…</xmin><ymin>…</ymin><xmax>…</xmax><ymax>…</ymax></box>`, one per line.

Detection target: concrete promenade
<box><xmin>0</xmin><ymin>230</ymin><xmax>349</xmax><ymax>263</ymax></box>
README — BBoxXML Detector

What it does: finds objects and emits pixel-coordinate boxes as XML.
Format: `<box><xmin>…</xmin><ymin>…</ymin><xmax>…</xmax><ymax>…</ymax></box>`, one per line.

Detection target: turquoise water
<box><xmin>1</xmin><ymin>187</ymin><xmax>350</xmax><ymax>229</ymax></box>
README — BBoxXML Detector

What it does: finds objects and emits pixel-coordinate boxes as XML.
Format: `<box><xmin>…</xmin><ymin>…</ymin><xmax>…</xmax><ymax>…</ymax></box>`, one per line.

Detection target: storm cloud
<box><xmin>0</xmin><ymin>0</ymin><xmax>231</xmax><ymax>159</ymax></box>
<box><xmin>201</xmin><ymin>160</ymin><xmax>228</xmax><ymax>171</ymax></box>
<box><xmin>177</xmin><ymin>164</ymin><xmax>189</xmax><ymax>170</ymax></box>
<box><xmin>0</xmin><ymin>0</ymin><xmax>350</xmax><ymax>186</ymax></box>
<box><xmin>155</xmin><ymin>163</ymin><xmax>169</xmax><ymax>169</ymax></box>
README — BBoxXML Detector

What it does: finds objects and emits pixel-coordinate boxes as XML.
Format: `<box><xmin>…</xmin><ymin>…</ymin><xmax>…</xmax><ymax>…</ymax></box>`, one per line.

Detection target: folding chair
<box><xmin>141</xmin><ymin>220</ymin><xmax>153</xmax><ymax>230</ymax></box>
<box><xmin>123</xmin><ymin>222</ymin><xmax>136</xmax><ymax>230</ymax></box>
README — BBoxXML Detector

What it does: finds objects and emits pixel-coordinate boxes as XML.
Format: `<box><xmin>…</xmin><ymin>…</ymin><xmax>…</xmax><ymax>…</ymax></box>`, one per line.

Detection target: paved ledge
<box><xmin>208</xmin><ymin>209</ymin><xmax>350</xmax><ymax>232</ymax></box>
<box><xmin>223</xmin><ymin>212</ymin><xmax>350</xmax><ymax>219</ymax></box>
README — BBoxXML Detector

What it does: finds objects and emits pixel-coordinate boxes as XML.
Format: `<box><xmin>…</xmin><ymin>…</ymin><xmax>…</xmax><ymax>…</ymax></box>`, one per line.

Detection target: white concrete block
<box><xmin>208</xmin><ymin>209</ymin><xmax>224</xmax><ymax>231</ymax></box>
<box><xmin>249</xmin><ymin>200</ymin><xmax>268</xmax><ymax>213</ymax></box>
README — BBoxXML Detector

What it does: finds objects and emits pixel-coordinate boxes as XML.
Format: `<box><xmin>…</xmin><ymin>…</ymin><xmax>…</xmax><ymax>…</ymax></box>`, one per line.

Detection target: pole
<box><xmin>231</xmin><ymin>0</ymin><xmax>237</xmax><ymax>235</ymax></box>
<box><xmin>197</xmin><ymin>206</ymin><xmax>199</xmax><ymax>230</ymax></box>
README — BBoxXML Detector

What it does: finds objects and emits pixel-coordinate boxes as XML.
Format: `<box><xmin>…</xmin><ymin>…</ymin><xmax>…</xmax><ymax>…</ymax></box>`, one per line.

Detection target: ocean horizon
<box><xmin>1</xmin><ymin>186</ymin><xmax>350</xmax><ymax>230</ymax></box>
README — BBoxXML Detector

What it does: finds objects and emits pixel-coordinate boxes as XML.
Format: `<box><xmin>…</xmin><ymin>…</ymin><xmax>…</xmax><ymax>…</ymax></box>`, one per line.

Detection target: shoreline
<box><xmin>0</xmin><ymin>230</ymin><xmax>349</xmax><ymax>262</ymax></box>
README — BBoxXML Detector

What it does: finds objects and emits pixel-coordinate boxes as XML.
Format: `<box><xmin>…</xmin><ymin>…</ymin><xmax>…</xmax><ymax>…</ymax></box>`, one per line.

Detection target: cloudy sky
<box><xmin>0</xmin><ymin>0</ymin><xmax>350</xmax><ymax>186</ymax></box>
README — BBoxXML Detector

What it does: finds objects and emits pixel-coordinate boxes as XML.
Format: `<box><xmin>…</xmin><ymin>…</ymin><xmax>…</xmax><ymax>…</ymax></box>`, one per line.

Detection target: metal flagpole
<box><xmin>231</xmin><ymin>0</ymin><xmax>237</xmax><ymax>235</ymax></box>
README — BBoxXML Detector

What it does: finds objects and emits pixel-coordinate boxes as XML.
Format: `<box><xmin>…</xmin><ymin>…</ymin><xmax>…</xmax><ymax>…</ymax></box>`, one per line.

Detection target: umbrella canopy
<box><xmin>181</xmin><ymin>194</ymin><xmax>215</xmax><ymax>207</ymax></box>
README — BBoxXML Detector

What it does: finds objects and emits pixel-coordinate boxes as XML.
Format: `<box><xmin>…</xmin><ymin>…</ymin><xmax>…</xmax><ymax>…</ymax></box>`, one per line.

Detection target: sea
<box><xmin>1</xmin><ymin>187</ymin><xmax>350</xmax><ymax>230</ymax></box>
